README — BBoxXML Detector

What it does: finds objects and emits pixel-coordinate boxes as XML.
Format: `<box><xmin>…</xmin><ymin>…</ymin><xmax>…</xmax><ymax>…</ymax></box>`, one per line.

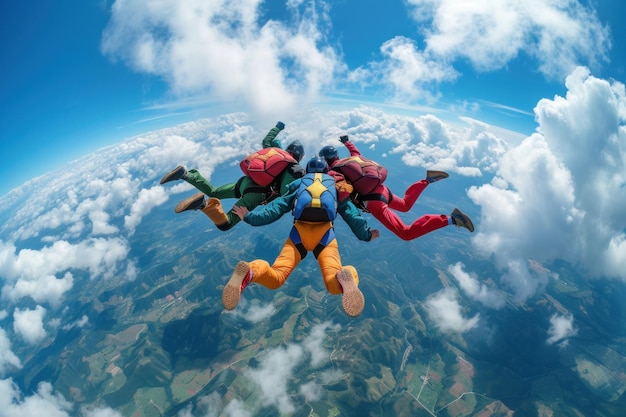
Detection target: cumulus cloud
<box><xmin>406</xmin><ymin>0</ymin><xmax>610</xmax><ymax>80</ymax></box>
<box><xmin>245</xmin><ymin>343</ymin><xmax>303</xmax><ymax>414</ymax></box>
<box><xmin>124</xmin><ymin>186</ymin><xmax>169</xmax><ymax>234</ymax></box>
<box><xmin>13</xmin><ymin>306</ymin><xmax>47</xmax><ymax>345</ymax></box>
<box><xmin>102</xmin><ymin>0</ymin><xmax>339</xmax><ymax>120</ymax></box>
<box><xmin>302</xmin><ymin>321</ymin><xmax>338</xmax><ymax>367</ymax></box>
<box><xmin>62</xmin><ymin>315</ymin><xmax>89</xmax><ymax>331</ymax></box>
<box><xmin>469</xmin><ymin>68</ymin><xmax>626</xmax><ymax>301</ymax></box>
<box><xmin>546</xmin><ymin>313</ymin><xmax>577</xmax><ymax>346</ymax></box>
<box><xmin>180</xmin><ymin>322</ymin><xmax>337</xmax><ymax>416</ymax></box>
<box><xmin>100</xmin><ymin>0</ymin><xmax>610</xmax><ymax>109</ymax></box>
<box><xmin>0</xmin><ymin>379</ymin><xmax>124</xmax><ymax>417</ymax></box>
<box><xmin>448</xmin><ymin>262</ymin><xmax>505</xmax><ymax>309</ymax></box>
<box><xmin>230</xmin><ymin>300</ymin><xmax>275</xmax><ymax>323</ymax></box>
<box><xmin>425</xmin><ymin>288</ymin><xmax>480</xmax><ymax>333</ymax></box>
<box><xmin>0</xmin><ymin>328</ymin><xmax>22</xmax><ymax>375</ymax></box>
<box><xmin>80</xmin><ymin>407</ymin><xmax>124</xmax><ymax>417</ymax></box>
<box><xmin>0</xmin><ymin>237</ymin><xmax>131</xmax><ymax>305</ymax></box>
<box><xmin>0</xmin><ymin>379</ymin><xmax>72</xmax><ymax>417</ymax></box>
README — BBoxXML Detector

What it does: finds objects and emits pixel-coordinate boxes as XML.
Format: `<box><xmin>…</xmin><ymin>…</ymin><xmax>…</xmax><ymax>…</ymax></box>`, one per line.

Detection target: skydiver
<box><xmin>224</xmin><ymin>156</ymin><xmax>380</xmax><ymax>318</ymax></box>
<box><xmin>318</xmin><ymin>134</ymin><xmax>474</xmax><ymax>241</ymax></box>
<box><xmin>159</xmin><ymin>121</ymin><xmax>305</xmax><ymax>231</ymax></box>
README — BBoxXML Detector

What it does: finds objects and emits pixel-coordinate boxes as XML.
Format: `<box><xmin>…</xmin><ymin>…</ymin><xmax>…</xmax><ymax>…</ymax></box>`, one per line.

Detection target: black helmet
<box><xmin>306</xmin><ymin>156</ymin><xmax>329</xmax><ymax>173</ymax></box>
<box><xmin>319</xmin><ymin>145</ymin><xmax>338</xmax><ymax>165</ymax></box>
<box><xmin>286</xmin><ymin>140</ymin><xmax>304</xmax><ymax>162</ymax></box>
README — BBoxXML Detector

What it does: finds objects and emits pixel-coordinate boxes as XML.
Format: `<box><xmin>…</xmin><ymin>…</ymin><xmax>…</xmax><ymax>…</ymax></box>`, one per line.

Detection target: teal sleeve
<box><xmin>261</xmin><ymin>127</ymin><xmax>283</xmax><ymax>149</ymax></box>
<box><xmin>338</xmin><ymin>199</ymin><xmax>373</xmax><ymax>241</ymax></box>
<box><xmin>244</xmin><ymin>181</ymin><xmax>299</xmax><ymax>226</ymax></box>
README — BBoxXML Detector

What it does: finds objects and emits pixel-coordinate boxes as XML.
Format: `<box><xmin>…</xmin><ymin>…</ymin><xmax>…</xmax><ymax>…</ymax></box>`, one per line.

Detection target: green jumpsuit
<box><xmin>183</xmin><ymin>126</ymin><xmax>304</xmax><ymax>230</ymax></box>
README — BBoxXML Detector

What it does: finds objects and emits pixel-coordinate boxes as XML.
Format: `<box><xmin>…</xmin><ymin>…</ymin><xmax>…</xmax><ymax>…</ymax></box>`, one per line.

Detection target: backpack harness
<box><xmin>289</xmin><ymin>172</ymin><xmax>337</xmax><ymax>259</ymax></box>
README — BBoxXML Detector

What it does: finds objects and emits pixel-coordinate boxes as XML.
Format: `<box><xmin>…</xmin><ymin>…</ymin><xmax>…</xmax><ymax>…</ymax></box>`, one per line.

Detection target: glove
<box><xmin>276</xmin><ymin>121</ymin><xmax>285</xmax><ymax>130</ymax></box>
<box><xmin>339</xmin><ymin>135</ymin><xmax>349</xmax><ymax>144</ymax></box>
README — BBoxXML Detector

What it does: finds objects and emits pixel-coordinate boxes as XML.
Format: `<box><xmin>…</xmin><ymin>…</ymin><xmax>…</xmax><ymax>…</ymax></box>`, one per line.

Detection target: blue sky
<box><xmin>1</xmin><ymin>0</ymin><xmax>625</xmax><ymax>196</ymax></box>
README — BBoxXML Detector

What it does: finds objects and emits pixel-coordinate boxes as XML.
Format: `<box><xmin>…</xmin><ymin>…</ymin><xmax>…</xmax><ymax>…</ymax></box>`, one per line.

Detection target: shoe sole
<box><xmin>426</xmin><ymin>170</ymin><xmax>449</xmax><ymax>182</ymax></box>
<box><xmin>222</xmin><ymin>261</ymin><xmax>249</xmax><ymax>310</ymax></box>
<box><xmin>159</xmin><ymin>166</ymin><xmax>185</xmax><ymax>184</ymax></box>
<box><xmin>452</xmin><ymin>208</ymin><xmax>475</xmax><ymax>232</ymax></box>
<box><xmin>336</xmin><ymin>268</ymin><xmax>364</xmax><ymax>317</ymax></box>
<box><xmin>175</xmin><ymin>192</ymin><xmax>204</xmax><ymax>213</ymax></box>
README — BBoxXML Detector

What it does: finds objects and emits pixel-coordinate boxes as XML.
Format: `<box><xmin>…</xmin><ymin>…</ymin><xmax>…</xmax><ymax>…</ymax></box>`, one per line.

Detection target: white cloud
<box><xmin>546</xmin><ymin>313</ymin><xmax>577</xmax><ymax>346</ymax></box>
<box><xmin>62</xmin><ymin>315</ymin><xmax>89</xmax><ymax>331</ymax></box>
<box><xmin>405</xmin><ymin>0</ymin><xmax>610</xmax><ymax>80</ymax></box>
<box><xmin>13</xmin><ymin>306</ymin><xmax>47</xmax><ymax>345</ymax></box>
<box><xmin>102</xmin><ymin>0</ymin><xmax>339</xmax><ymax>120</ymax></box>
<box><xmin>448</xmin><ymin>262</ymin><xmax>505</xmax><ymax>309</ymax></box>
<box><xmin>123</xmin><ymin>185</ymin><xmax>169</xmax><ymax>234</ymax></box>
<box><xmin>302</xmin><ymin>321</ymin><xmax>339</xmax><ymax>367</ymax></box>
<box><xmin>242</xmin><ymin>322</ymin><xmax>336</xmax><ymax>414</ymax></box>
<box><xmin>0</xmin><ymin>379</ymin><xmax>73</xmax><ymax>417</ymax></box>
<box><xmin>100</xmin><ymin>0</ymin><xmax>610</xmax><ymax>111</ymax></box>
<box><xmin>222</xmin><ymin>399</ymin><xmax>252</xmax><ymax>417</ymax></box>
<box><xmin>230</xmin><ymin>300</ymin><xmax>275</xmax><ymax>323</ymax></box>
<box><xmin>0</xmin><ymin>237</ymin><xmax>131</xmax><ymax>305</ymax></box>
<box><xmin>0</xmin><ymin>328</ymin><xmax>22</xmax><ymax>375</ymax></box>
<box><xmin>425</xmin><ymin>288</ymin><xmax>480</xmax><ymax>333</ymax></box>
<box><xmin>80</xmin><ymin>407</ymin><xmax>124</xmax><ymax>417</ymax></box>
<box><xmin>469</xmin><ymin>68</ymin><xmax>626</xmax><ymax>301</ymax></box>
<box><xmin>364</xmin><ymin>36</ymin><xmax>459</xmax><ymax>102</ymax></box>
<box><xmin>245</xmin><ymin>343</ymin><xmax>303</xmax><ymax>414</ymax></box>
<box><xmin>299</xmin><ymin>381</ymin><xmax>323</xmax><ymax>402</ymax></box>
<box><xmin>0</xmin><ymin>378</ymin><xmax>125</xmax><ymax>417</ymax></box>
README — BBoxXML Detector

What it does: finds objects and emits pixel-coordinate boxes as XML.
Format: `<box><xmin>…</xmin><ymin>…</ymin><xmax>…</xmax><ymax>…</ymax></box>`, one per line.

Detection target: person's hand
<box><xmin>276</xmin><ymin>121</ymin><xmax>285</xmax><ymax>130</ymax></box>
<box><xmin>233</xmin><ymin>205</ymin><xmax>249</xmax><ymax>220</ymax></box>
<box><xmin>339</xmin><ymin>135</ymin><xmax>349</xmax><ymax>144</ymax></box>
<box><xmin>370</xmin><ymin>229</ymin><xmax>380</xmax><ymax>241</ymax></box>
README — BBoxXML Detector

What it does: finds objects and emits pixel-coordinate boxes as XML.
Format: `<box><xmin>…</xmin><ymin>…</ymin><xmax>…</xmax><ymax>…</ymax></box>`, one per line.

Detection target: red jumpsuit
<box><xmin>330</xmin><ymin>141</ymin><xmax>449</xmax><ymax>241</ymax></box>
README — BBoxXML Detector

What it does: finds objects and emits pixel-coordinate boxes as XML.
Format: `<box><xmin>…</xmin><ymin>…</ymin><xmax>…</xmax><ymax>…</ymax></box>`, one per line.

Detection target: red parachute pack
<box><xmin>332</xmin><ymin>155</ymin><xmax>388</xmax><ymax>195</ymax></box>
<box><xmin>239</xmin><ymin>147</ymin><xmax>297</xmax><ymax>187</ymax></box>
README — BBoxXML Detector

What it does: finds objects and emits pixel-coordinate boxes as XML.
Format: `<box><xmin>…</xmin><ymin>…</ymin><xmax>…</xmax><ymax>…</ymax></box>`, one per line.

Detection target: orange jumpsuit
<box><xmin>242</xmin><ymin>178</ymin><xmax>369</xmax><ymax>294</ymax></box>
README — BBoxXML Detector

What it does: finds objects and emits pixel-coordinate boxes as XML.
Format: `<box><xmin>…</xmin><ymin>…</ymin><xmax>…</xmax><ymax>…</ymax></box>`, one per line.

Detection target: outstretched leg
<box><xmin>387</xmin><ymin>170</ymin><xmax>448</xmax><ymax>212</ymax></box>
<box><xmin>367</xmin><ymin>200</ymin><xmax>448</xmax><ymax>241</ymax></box>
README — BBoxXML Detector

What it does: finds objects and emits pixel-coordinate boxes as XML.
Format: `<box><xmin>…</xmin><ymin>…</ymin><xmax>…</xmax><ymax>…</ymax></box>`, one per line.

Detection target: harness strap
<box><xmin>289</xmin><ymin>225</ymin><xmax>336</xmax><ymax>259</ymax></box>
<box><xmin>289</xmin><ymin>226</ymin><xmax>308</xmax><ymax>260</ymax></box>
<box><xmin>312</xmin><ymin>227</ymin><xmax>335</xmax><ymax>258</ymax></box>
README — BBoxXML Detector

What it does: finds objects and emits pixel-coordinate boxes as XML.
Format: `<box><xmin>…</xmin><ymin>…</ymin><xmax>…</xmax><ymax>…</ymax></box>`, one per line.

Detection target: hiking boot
<box><xmin>223</xmin><ymin>261</ymin><xmax>253</xmax><ymax>310</ymax></box>
<box><xmin>451</xmin><ymin>208</ymin><xmax>474</xmax><ymax>232</ymax></box>
<box><xmin>426</xmin><ymin>170</ymin><xmax>449</xmax><ymax>183</ymax></box>
<box><xmin>336</xmin><ymin>268</ymin><xmax>365</xmax><ymax>317</ymax></box>
<box><xmin>174</xmin><ymin>192</ymin><xmax>205</xmax><ymax>213</ymax></box>
<box><xmin>160</xmin><ymin>165</ymin><xmax>187</xmax><ymax>184</ymax></box>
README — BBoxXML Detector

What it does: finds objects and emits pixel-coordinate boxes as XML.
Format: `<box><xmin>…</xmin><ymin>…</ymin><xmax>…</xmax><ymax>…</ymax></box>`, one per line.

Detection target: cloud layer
<box><xmin>101</xmin><ymin>0</ymin><xmax>610</xmax><ymax>112</ymax></box>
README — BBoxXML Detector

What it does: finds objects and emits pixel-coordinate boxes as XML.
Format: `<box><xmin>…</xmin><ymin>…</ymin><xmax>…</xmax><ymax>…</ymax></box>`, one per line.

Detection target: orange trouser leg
<box><xmin>249</xmin><ymin>238</ymin><xmax>302</xmax><ymax>290</ymax></box>
<box><xmin>316</xmin><ymin>238</ymin><xmax>358</xmax><ymax>295</ymax></box>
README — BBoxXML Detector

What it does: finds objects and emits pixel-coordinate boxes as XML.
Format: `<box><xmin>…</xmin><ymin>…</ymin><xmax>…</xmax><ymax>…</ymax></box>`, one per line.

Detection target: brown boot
<box><xmin>336</xmin><ymin>268</ymin><xmax>365</xmax><ymax>317</ymax></box>
<box><xmin>174</xmin><ymin>192</ymin><xmax>205</xmax><ymax>213</ymax></box>
<box><xmin>426</xmin><ymin>170</ymin><xmax>449</xmax><ymax>183</ymax></box>
<box><xmin>160</xmin><ymin>165</ymin><xmax>187</xmax><ymax>184</ymax></box>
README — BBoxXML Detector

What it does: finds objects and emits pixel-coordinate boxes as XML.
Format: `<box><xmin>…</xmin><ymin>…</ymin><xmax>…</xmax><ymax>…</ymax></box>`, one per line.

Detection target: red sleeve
<box><xmin>344</xmin><ymin>141</ymin><xmax>361</xmax><ymax>156</ymax></box>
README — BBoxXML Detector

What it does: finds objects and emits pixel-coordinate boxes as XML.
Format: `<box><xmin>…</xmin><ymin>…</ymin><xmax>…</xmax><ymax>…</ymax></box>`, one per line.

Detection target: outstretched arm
<box><xmin>339</xmin><ymin>134</ymin><xmax>361</xmax><ymax>156</ymax></box>
<box><xmin>241</xmin><ymin>182</ymin><xmax>298</xmax><ymax>226</ymax></box>
<box><xmin>262</xmin><ymin>121</ymin><xmax>285</xmax><ymax>149</ymax></box>
<box><xmin>337</xmin><ymin>199</ymin><xmax>379</xmax><ymax>242</ymax></box>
